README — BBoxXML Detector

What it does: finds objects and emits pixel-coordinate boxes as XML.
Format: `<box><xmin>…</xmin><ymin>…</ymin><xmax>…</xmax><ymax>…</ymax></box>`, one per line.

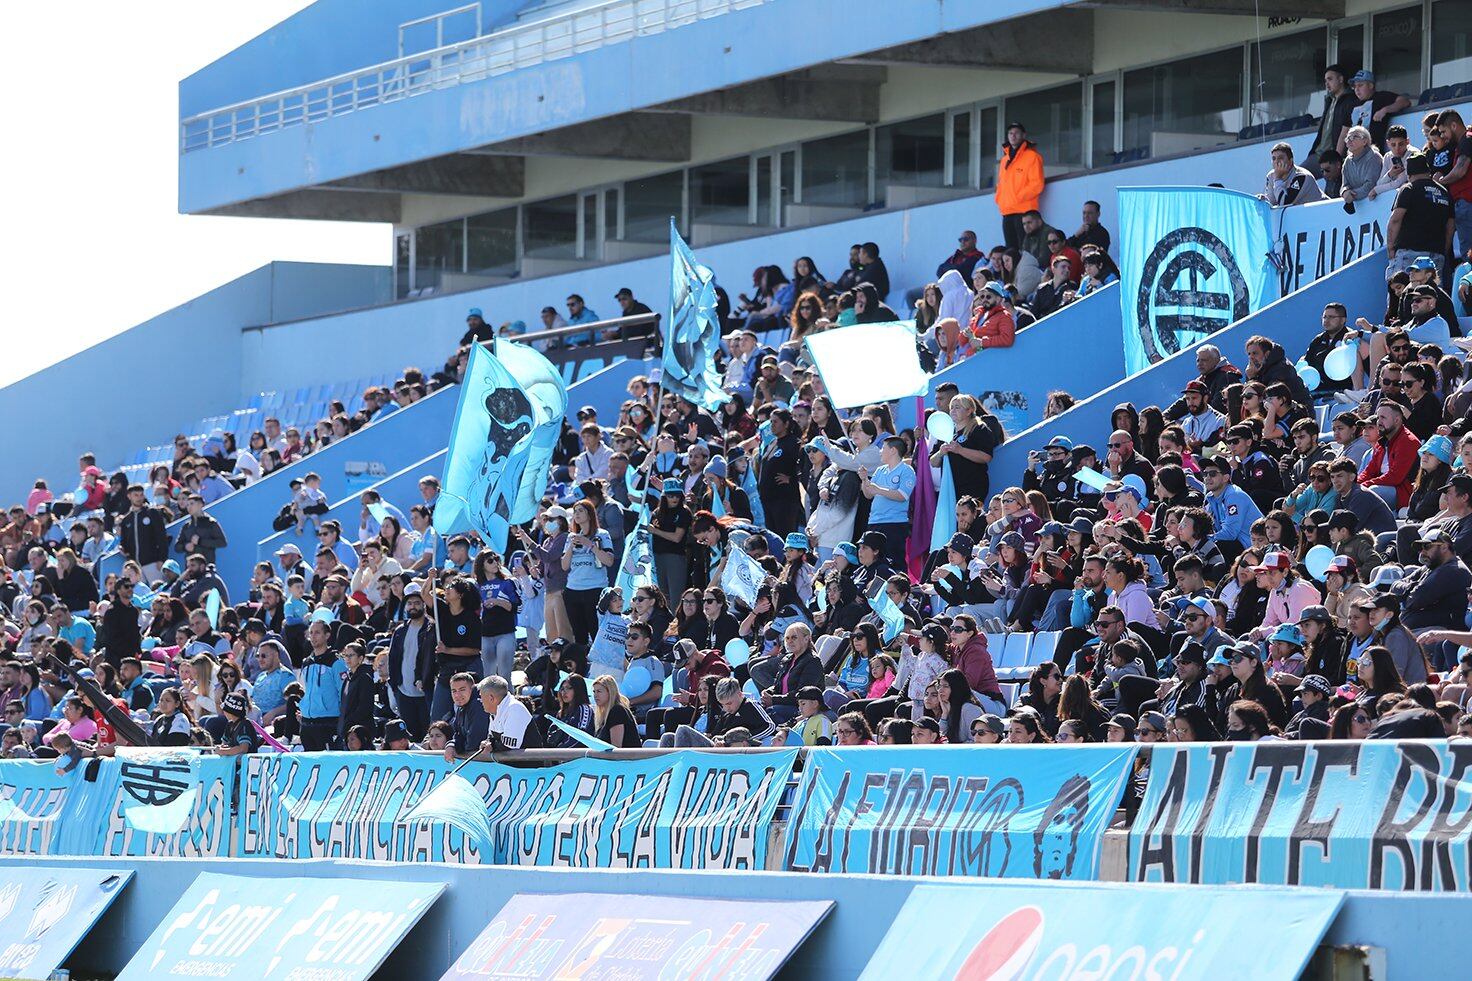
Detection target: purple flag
<box><xmin>908</xmin><ymin>397</ymin><xmax>936</xmax><ymax>583</ymax></box>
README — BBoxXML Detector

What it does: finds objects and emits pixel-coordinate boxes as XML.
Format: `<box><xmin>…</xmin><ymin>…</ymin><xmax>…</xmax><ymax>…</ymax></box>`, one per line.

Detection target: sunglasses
<box><xmin>1183</xmin><ymin>612</ymin><xmax>1207</xmax><ymax>621</ymax></box>
<box><xmin>1200</xmin><ymin>470</ymin><xmax>1222</xmax><ymax>479</ymax></box>
<box><xmin>703</xmin><ymin>597</ymin><xmax>720</xmax><ymax>604</ymax></box>
<box><xmin>1093</xmin><ymin>620</ymin><xmax>1122</xmax><ymax>630</ymax></box>
<box><xmin>634</xmin><ymin>594</ymin><xmax>652</xmax><ymax>602</ymax></box>
<box><xmin>1229</xmin><ymin>654</ymin><xmax>1253</xmax><ymax>664</ymax></box>
<box><xmin>948</xmin><ymin>625</ymin><xmax>970</xmax><ymax>634</ymax></box>
<box><xmin>1106</xmin><ymin>441</ymin><xmax>1127</xmax><ymax>448</ymax></box>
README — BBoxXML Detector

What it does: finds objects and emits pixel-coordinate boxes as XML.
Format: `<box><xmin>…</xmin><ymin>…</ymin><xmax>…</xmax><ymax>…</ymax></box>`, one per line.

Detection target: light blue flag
<box><xmin>546</xmin><ymin>716</ymin><xmax>616</xmax><ymax>751</ymax></box>
<box><xmin>203</xmin><ymin>589</ymin><xmax>222</xmax><ymax>630</ymax></box>
<box><xmin>868</xmin><ymin>582</ymin><xmax>905</xmax><ymax>644</ymax></box>
<box><xmin>740</xmin><ymin>459</ymin><xmax>766</xmax><ymax>528</ymax></box>
<box><xmin>1118</xmin><ymin>186</ymin><xmax>1278</xmax><ymax>375</ymax></box>
<box><xmin>930</xmin><ymin>459</ymin><xmax>958</xmax><ymax>551</ymax></box>
<box><xmin>401</xmin><ymin>773</ymin><xmax>495</xmax><ymax>855</ymax></box>
<box><xmin>437</xmin><ymin>340</ymin><xmax>568</xmax><ymax>550</ymax></box>
<box><xmin>709</xmin><ymin>483</ymin><xmax>726</xmax><ymax>518</ymax></box>
<box><xmin>661</xmin><ymin>219</ymin><xmax>730</xmax><ymax>412</ymax></box>
<box><xmin>124</xmin><ymin>787</ymin><xmax>198</xmax><ymax>835</ymax></box>
<box><xmin>721</xmin><ymin>546</ymin><xmax>768</xmax><ymax>609</ymax></box>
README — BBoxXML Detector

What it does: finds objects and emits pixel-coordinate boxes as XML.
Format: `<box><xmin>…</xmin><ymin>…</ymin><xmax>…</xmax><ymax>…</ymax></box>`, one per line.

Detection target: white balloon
<box><xmin>926</xmin><ymin>411</ymin><xmax>955</xmax><ymax>442</ymax></box>
<box><xmin>1304</xmin><ymin>544</ymin><xmax>1335</xmax><ymax>582</ymax></box>
<box><xmin>1324</xmin><ymin>342</ymin><xmax>1358</xmax><ymax>382</ymax></box>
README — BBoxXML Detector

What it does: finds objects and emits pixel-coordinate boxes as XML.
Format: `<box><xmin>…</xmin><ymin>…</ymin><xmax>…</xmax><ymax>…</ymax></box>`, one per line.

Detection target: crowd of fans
<box><xmin>6</xmin><ymin>91</ymin><xmax>1472</xmax><ymax>785</ymax></box>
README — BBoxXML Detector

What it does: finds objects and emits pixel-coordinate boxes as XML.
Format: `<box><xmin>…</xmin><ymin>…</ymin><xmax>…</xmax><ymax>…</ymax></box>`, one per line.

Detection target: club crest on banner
<box><xmin>1134</xmin><ymin>226</ymin><xmax>1251</xmax><ymax>362</ymax></box>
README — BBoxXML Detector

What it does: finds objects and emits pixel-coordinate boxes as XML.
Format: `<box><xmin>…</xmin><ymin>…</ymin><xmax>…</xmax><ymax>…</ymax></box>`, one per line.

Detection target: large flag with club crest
<box><xmin>661</xmin><ymin>219</ymin><xmax>730</xmax><ymax>412</ymax></box>
<box><xmin>436</xmin><ymin>340</ymin><xmax>567</xmax><ymax>550</ymax></box>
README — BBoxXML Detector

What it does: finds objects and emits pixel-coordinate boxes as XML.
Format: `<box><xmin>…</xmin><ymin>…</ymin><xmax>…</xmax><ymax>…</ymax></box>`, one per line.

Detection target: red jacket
<box><xmin>968</xmin><ymin>304</ymin><xmax>1015</xmax><ymax>349</ymax></box>
<box><xmin>1358</xmin><ymin>423</ymin><xmax>1421</xmax><ymax>508</ymax></box>
<box><xmin>951</xmin><ymin>635</ymin><xmax>999</xmax><ymax>697</ymax></box>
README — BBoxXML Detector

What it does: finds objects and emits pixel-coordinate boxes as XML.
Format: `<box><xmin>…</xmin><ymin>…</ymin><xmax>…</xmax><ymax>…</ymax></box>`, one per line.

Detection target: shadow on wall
<box><xmin>989</xmin><ymin>250</ymin><xmax>1389</xmax><ymax>481</ymax></box>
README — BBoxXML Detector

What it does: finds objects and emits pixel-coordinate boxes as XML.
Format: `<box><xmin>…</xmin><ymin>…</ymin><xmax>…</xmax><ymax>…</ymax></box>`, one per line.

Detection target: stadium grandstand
<box><xmin>3</xmin><ymin>0</ymin><xmax>1472</xmax><ymax>977</ymax></box>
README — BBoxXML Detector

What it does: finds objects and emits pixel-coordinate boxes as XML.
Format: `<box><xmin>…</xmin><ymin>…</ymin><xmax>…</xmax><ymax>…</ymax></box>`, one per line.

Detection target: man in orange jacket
<box><xmin>996</xmin><ymin>122</ymin><xmax>1046</xmax><ymax>249</ymax></box>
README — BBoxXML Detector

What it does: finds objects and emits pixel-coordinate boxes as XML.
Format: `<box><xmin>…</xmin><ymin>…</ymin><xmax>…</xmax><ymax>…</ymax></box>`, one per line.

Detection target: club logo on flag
<box><xmin>1135</xmin><ymin>227</ymin><xmax>1250</xmax><ymax>362</ymax></box>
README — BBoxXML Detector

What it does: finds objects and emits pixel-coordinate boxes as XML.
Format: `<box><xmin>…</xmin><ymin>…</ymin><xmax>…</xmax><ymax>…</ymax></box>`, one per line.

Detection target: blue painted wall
<box><xmin>5</xmin><ymin>854</ymin><xmax>1463</xmax><ymax>981</ymax></box>
<box><xmin>0</xmin><ymin>261</ymin><xmax>390</xmax><ymax>506</ymax></box>
<box><xmin>178</xmin><ymin>0</ymin><xmax>1069</xmax><ymax>213</ymax></box>
<box><xmin>988</xmin><ymin>251</ymin><xmax>1389</xmax><ymax>482</ymax></box>
<box><xmin>893</xmin><ymin>284</ymin><xmax>1123</xmax><ymax>437</ymax></box>
<box><xmin>180</xmin><ymin>386</ymin><xmax>459</xmax><ymax>592</ymax></box>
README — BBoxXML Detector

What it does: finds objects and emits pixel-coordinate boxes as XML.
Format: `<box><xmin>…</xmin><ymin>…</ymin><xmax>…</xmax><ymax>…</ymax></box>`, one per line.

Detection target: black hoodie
<box><xmin>853</xmin><ymin>283</ymin><xmax>899</xmax><ymax>324</ymax></box>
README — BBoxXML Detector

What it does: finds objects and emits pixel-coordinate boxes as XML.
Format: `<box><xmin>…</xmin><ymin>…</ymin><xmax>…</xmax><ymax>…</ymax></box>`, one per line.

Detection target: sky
<box><xmin>0</xmin><ymin>2</ymin><xmax>388</xmax><ymax>388</ymax></box>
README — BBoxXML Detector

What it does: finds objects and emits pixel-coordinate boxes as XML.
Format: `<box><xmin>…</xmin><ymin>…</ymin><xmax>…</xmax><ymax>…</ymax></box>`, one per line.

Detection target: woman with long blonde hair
<box><xmin>930</xmin><ymin>393</ymin><xmax>996</xmax><ymax>501</ymax></box>
<box><xmin>592</xmin><ymin>674</ymin><xmax>641</xmax><ymax>748</ymax></box>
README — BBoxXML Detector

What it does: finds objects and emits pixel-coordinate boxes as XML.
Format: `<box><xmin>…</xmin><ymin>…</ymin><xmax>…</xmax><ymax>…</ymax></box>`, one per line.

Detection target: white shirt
<box><xmin>489</xmin><ymin>696</ymin><xmax>533</xmax><ymax>749</ymax></box>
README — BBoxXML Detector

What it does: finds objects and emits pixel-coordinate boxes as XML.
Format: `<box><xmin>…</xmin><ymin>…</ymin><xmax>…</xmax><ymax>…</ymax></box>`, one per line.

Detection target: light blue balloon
<box><xmin>1324</xmin><ymin>341</ymin><xmax>1358</xmax><ymax>382</ymax></box>
<box><xmin>926</xmin><ymin>411</ymin><xmax>955</xmax><ymax>443</ymax></box>
<box><xmin>1295</xmin><ymin>362</ymin><xmax>1321</xmax><ymax>392</ymax></box>
<box><xmin>1304</xmin><ymin>544</ymin><xmax>1335</xmax><ymax>582</ymax></box>
<box><xmin>620</xmin><ymin>666</ymin><xmax>652</xmax><ymax>699</ymax></box>
<box><xmin>724</xmin><ymin>636</ymin><xmax>751</xmax><ymax>667</ymax></box>
<box><xmin>742</xmin><ymin>679</ymin><xmax>761</xmax><ymax>700</ymax></box>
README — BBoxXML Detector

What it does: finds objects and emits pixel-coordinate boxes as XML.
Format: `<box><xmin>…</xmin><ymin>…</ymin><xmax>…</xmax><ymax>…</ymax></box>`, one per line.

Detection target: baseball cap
<box><xmin>1407</xmin><ymin>154</ymin><xmax>1431</xmax><ymax>176</ymax></box>
<box><xmin>1324</xmin><ymin>555</ymin><xmax>1356</xmax><ymax>577</ymax></box>
<box><xmin>1349</xmin><ymin>69</ymin><xmax>1375</xmax><ymax>84</ymax></box>
<box><xmin>1040</xmin><ymin>521</ymin><xmax>1067</xmax><ymax>539</ymax></box>
<box><xmin>1325</xmin><ymin>509</ymin><xmax>1359</xmax><ymax>533</ymax></box>
<box><xmin>243</xmin><ymin>618</ymin><xmax>267</xmax><ymax>635</ymax></box>
<box><xmin>1066</xmin><ymin>516</ymin><xmax>1095</xmax><ymax>536</ymax></box>
<box><xmin>975</xmin><ymin>714</ymin><xmax>1006</xmax><ymax>736</ymax></box>
<box><xmin>161</xmin><ymin>559</ymin><xmax>182</xmax><ymax>575</ymax></box>
<box><xmin>914</xmin><ymin>717</ymin><xmax>942</xmax><ymax>735</ymax></box>
<box><xmin>859</xmin><ymin>530</ymin><xmax>887</xmax><ymax>551</ymax></box>
<box><xmin>1296</xmin><ymin>674</ymin><xmax>1332</xmax><ymax>697</ymax></box>
<box><xmin>1253</xmin><ymin>551</ymin><xmax>1292</xmax><ymax>573</ymax></box>
<box><xmin>403</xmin><ymin>582</ymin><xmax>422</xmax><ymax>597</ymax></box>
<box><xmin>1177</xmin><ymin>642</ymin><xmax>1207</xmax><ymax>665</ymax></box>
<box><xmin>947</xmin><ymin>532</ymin><xmax>976</xmax><ymax>555</ymax></box>
<box><xmin>1417</xmin><ymin>527</ymin><xmax>1452</xmax><ymax>547</ymax></box>
<box><xmin>1206</xmin><ymin>649</ymin><xmax>1233</xmax><ymax>668</ymax></box>
<box><xmin>1182</xmin><ymin>596</ymin><xmax>1215</xmax><ymax>619</ymax></box>
<box><xmin>275</xmin><ymin>543</ymin><xmax>302</xmax><ymax>558</ymax></box>
<box><xmin>661</xmin><ymin>478</ymin><xmax>684</xmax><ymax>496</ymax></box>
<box><xmin>576</xmin><ymin>405</ymin><xmax>597</xmax><ymax>420</ymax></box>
<box><xmin>1409</xmin><ymin>255</ymin><xmax>1438</xmax><ymax>271</ymax></box>
<box><xmin>1441</xmin><ymin>473</ymin><xmax>1472</xmax><ymax>496</ymax></box>
<box><xmin>980</xmin><ymin>280</ymin><xmax>1009</xmax><ymax>298</ymax></box>
<box><xmin>1106</xmin><ymin>713</ymin><xmax>1136</xmax><ymax>738</ymax></box>
<box><xmin>1297</xmin><ymin>604</ymin><xmax>1332</xmax><ymax>625</ymax></box>
<box><xmin>784</xmin><ymin>532</ymin><xmax>810</xmax><ymax>552</ymax></box>
<box><xmin>1181</xmin><ymin>379</ymin><xmax>1208</xmax><ymax>395</ymax></box>
<box><xmin>836</xmin><ymin>542</ymin><xmax>859</xmax><ymax>564</ymax></box>
<box><xmin>1137</xmin><ymin>711</ymin><xmax>1168</xmax><ymax>734</ymax></box>
<box><xmin>1045</xmin><ymin>435</ymin><xmax>1074</xmax><ymax>451</ymax></box>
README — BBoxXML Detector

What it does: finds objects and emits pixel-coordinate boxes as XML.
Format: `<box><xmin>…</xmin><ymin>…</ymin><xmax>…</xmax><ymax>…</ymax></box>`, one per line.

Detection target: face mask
<box><xmin>26</xmin><ymin>614</ymin><xmax>40</xmax><ymax>626</ymax></box>
<box><xmin>543</xmin><ymin>521</ymin><xmax>559</xmax><ymax>534</ymax></box>
<box><xmin>1225</xmin><ymin>726</ymin><xmax>1253</xmax><ymax>741</ymax></box>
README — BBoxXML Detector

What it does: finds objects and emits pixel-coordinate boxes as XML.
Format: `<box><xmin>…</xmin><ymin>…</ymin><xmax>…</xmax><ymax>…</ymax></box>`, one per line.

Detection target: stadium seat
<box><xmin>1001</xmin><ymin>632</ymin><xmax>1032</xmax><ymax>669</ymax></box>
<box><xmin>1028</xmin><ymin>631</ymin><xmax>1059</xmax><ymax>667</ymax></box>
<box><xmin>982</xmin><ymin>632</ymin><xmax>1006</xmax><ymax>664</ymax></box>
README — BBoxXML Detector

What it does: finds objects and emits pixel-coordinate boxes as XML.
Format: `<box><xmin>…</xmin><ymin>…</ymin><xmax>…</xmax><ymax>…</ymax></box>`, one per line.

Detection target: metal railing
<box><xmin>180</xmin><ymin>0</ymin><xmax>771</xmax><ymax>153</ymax></box>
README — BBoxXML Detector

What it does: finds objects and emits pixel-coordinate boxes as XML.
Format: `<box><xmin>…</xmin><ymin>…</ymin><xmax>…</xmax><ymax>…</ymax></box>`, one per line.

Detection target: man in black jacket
<box><xmin>387</xmin><ymin>583</ymin><xmax>435</xmax><ymax>739</ymax></box>
<box><xmin>96</xmin><ymin>579</ymin><xmax>142</xmax><ymax>668</ymax></box>
<box><xmin>175</xmin><ymin>494</ymin><xmax>228</xmax><ymax>565</ymax></box>
<box><xmin>1245</xmin><ymin>335</ymin><xmax>1312</xmax><ymax>406</ymax></box>
<box><xmin>117</xmin><ymin>485</ymin><xmax>171</xmax><ymax>581</ymax></box>
<box><xmin>1164</xmin><ymin>345</ymin><xmax>1243</xmax><ymax>418</ymax></box>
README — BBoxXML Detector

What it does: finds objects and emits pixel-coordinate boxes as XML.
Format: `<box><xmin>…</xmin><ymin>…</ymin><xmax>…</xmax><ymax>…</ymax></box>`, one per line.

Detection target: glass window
<box><xmin>624</xmin><ymin>170</ymin><xmax>683</xmax><ymax>243</ymax></box>
<box><xmin>1004</xmin><ymin>83</ymin><xmax>1085</xmax><ymax>173</ymax></box>
<box><xmin>778</xmin><ymin>150</ymin><xmax>796</xmax><ymax>222</ymax></box>
<box><xmin>690</xmin><ymin>157</ymin><xmax>750</xmax><ymax>227</ymax></box>
<box><xmin>466</xmin><ymin>208</ymin><xmax>517</xmax><ymax>276</ymax></box>
<box><xmin>413</xmin><ymin>218</ymin><xmax>463</xmax><ymax>290</ymax></box>
<box><xmin>394</xmin><ymin>233</ymin><xmax>412</xmax><ymax>298</ymax></box>
<box><xmin>523</xmin><ymin>195</ymin><xmax>578</xmax><ymax>259</ymax></box>
<box><xmin>1250</xmin><ymin>29</ymin><xmax>1328</xmax><ymax>126</ymax></box>
<box><xmin>949</xmin><ymin>111</ymin><xmax>972</xmax><ymax>187</ymax></box>
<box><xmin>1432</xmin><ymin>0</ymin><xmax>1472</xmax><ymax>86</ymax></box>
<box><xmin>875</xmin><ymin>113</ymin><xmax>946</xmax><ymax>189</ymax></box>
<box><xmin>1373</xmin><ymin>7</ymin><xmax>1423</xmax><ymax>100</ymax></box>
<box><xmin>801</xmin><ymin>130</ymin><xmax>870</xmax><ymax>207</ymax></box>
<box><xmin>1091</xmin><ymin>80</ymin><xmax>1116</xmax><ymax>168</ymax></box>
<box><xmin>1122</xmin><ymin>49</ymin><xmax>1243</xmax><ymax>159</ymax></box>
<box><xmin>977</xmin><ymin>106</ymin><xmax>999</xmax><ymax>189</ymax></box>
<box><xmin>1334</xmin><ymin>24</ymin><xmax>1365</xmax><ymax>77</ymax></box>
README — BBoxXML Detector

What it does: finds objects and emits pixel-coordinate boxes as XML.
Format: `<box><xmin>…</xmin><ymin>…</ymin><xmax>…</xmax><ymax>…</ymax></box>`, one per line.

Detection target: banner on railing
<box><xmin>239</xmin><ymin>750</ymin><xmax>796</xmax><ymax>868</ymax></box>
<box><xmin>783</xmin><ymin>746</ymin><xmax>1135</xmax><ymax>879</ymax></box>
<box><xmin>0</xmin><ymin>751</ymin><xmax>233</xmax><ymax>858</ymax></box>
<box><xmin>1130</xmin><ymin>741</ymin><xmax>1472</xmax><ymax>890</ymax></box>
<box><xmin>1273</xmin><ymin>195</ymin><xmax>1391</xmax><ymax>295</ymax></box>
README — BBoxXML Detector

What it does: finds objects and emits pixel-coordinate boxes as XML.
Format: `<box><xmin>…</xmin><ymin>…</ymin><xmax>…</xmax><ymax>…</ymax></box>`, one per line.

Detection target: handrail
<box><xmin>180</xmin><ymin>0</ymin><xmax>772</xmax><ymax>153</ymax></box>
<box><xmin>502</xmin><ymin>310</ymin><xmax>660</xmax><ymax>347</ymax></box>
